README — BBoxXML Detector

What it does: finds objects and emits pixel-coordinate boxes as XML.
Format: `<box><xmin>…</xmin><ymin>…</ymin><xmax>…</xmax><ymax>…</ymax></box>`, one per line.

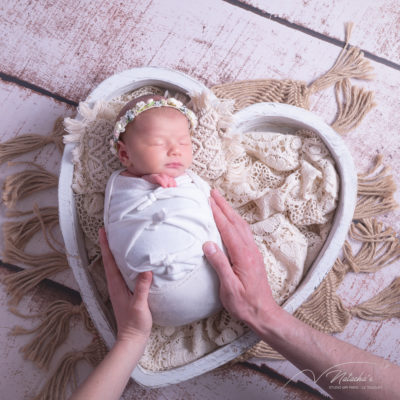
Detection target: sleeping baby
<box><xmin>104</xmin><ymin>94</ymin><xmax>224</xmax><ymax>327</ymax></box>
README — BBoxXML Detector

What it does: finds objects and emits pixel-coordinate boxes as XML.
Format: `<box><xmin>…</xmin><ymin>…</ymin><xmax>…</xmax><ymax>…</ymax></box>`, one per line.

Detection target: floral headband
<box><xmin>110</xmin><ymin>97</ymin><xmax>198</xmax><ymax>154</ymax></box>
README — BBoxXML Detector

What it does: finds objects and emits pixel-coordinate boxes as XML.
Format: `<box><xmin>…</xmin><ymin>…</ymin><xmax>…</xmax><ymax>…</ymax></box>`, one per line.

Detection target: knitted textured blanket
<box><xmin>1</xmin><ymin>26</ymin><xmax>400</xmax><ymax>399</ymax></box>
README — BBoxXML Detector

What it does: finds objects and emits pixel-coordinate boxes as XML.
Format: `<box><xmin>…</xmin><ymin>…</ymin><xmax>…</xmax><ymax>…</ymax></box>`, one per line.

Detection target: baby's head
<box><xmin>111</xmin><ymin>95</ymin><xmax>197</xmax><ymax>178</ymax></box>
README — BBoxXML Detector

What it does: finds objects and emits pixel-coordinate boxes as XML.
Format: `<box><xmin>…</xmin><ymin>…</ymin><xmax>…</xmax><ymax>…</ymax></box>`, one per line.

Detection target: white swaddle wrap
<box><xmin>104</xmin><ymin>169</ymin><xmax>223</xmax><ymax>326</ymax></box>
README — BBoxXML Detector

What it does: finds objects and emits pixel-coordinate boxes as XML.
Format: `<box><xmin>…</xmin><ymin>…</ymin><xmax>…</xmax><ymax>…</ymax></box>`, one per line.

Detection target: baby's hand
<box><xmin>143</xmin><ymin>173</ymin><xmax>177</xmax><ymax>188</ymax></box>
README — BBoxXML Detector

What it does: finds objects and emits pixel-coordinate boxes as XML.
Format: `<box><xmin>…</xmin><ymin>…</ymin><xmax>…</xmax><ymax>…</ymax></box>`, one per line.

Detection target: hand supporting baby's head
<box><xmin>112</xmin><ymin>95</ymin><xmax>197</xmax><ymax>179</ymax></box>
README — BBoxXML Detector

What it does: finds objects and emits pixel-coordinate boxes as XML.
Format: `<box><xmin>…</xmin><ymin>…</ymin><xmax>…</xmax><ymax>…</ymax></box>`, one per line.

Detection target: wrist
<box><xmin>115</xmin><ymin>332</ymin><xmax>149</xmax><ymax>352</ymax></box>
<box><xmin>245</xmin><ymin>304</ymin><xmax>286</xmax><ymax>339</ymax></box>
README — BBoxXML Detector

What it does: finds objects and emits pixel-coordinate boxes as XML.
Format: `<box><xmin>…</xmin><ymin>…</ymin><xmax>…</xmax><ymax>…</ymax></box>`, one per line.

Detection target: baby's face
<box><xmin>118</xmin><ymin>107</ymin><xmax>193</xmax><ymax>178</ymax></box>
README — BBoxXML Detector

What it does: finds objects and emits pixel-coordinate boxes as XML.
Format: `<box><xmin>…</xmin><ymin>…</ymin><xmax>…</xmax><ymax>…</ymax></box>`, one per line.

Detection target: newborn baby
<box><xmin>104</xmin><ymin>94</ymin><xmax>224</xmax><ymax>326</ymax></box>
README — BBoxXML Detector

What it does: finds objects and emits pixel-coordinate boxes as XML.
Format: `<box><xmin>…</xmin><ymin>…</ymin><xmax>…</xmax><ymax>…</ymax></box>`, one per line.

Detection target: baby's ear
<box><xmin>117</xmin><ymin>140</ymin><xmax>131</xmax><ymax>167</ymax></box>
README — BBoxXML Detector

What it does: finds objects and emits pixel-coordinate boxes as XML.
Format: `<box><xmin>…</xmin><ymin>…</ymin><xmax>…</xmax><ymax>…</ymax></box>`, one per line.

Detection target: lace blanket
<box><xmin>63</xmin><ymin>86</ymin><xmax>338</xmax><ymax>371</ymax></box>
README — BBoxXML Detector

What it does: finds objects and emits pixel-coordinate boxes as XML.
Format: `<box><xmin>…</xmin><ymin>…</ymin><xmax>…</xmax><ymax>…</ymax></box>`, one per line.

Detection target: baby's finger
<box><xmin>132</xmin><ymin>271</ymin><xmax>153</xmax><ymax>305</ymax></box>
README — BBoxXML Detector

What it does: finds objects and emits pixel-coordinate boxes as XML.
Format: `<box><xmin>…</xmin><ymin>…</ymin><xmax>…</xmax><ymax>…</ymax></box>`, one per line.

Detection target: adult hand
<box><xmin>203</xmin><ymin>189</ymin><xmax>280</xmax><ymax>330</ymax></box>
<box><xmin>99</xmin><ymin>228</ymin><xmax>153</xmax><ymax>342</ymax></box>
<box><xmin>71</xmin><ymin>230</ymin><xmax>153</xmax><ymax>400</ymax></box>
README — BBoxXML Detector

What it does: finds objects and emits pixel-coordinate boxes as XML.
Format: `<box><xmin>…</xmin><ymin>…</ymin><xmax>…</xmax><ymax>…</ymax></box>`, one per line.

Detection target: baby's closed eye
<box><xmin>149</xmin><ymin>140</ymin><xmax>166</xmax><ymax>146</ymax></box>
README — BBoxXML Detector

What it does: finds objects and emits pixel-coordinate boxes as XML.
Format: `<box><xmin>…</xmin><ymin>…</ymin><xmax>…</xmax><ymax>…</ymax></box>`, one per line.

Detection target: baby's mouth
<box><xmin>165</xmin><ymin>162</ymin><xmax>183</xmax><ymax>168</ymax></box>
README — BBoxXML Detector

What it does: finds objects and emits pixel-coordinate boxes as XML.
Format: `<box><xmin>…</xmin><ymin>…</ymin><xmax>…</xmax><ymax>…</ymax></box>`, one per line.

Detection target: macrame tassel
<box><xmin>293</xmin><ymin>259</ymin><xmax>351</xmax><ymax>333</ymax></box>
<box><xmin>343</xmin><ymin>219</ymin><xmax>400</xmax><ymax>273</ymax></box>
<box><xmin>354</xmin><ymin>155</ymin><xmax>398</xmax><ymax>219</ymax></box>
<box><xmin>331</xmin><ymin>78</ymin><xmax>376</xmax><ymax>134</ymax></box>
<box><xmin>32</xmin><ymin>336</ymin><xmax>106</xmax><ymax>400</ymax></box>
<box><xmin>2</xmin><ymin>162</ymin><xmax>58</xmax><ymax>208</ymax></box>
<box><xmin>0</xmin><ymin>117</ymin><xmax>65</xmax><ymax>165</ymax></box>
<box><xmin>9</xmin><ymin>301</ymin><xmax>87</xmax><ymax>369</ymax></box>
<box><xmin>238</xmin><ymin>341</ymin><xmax>285</xmax><ymax>361</ymax></box>
<box><xmin>351</xmin><ymin>277</ymin><xmax>400</xmax><ymax>321</ymax></box>
<box><xmin>308</xmin><ymin>23</ymin><xmax>374</xmax><ymax>94</ymax></box>
<box><xmin>3</xmin><ymin>206</ymin><xmax>59</xmax><ymax>250</ymax></box>
<box><xmin>2</xmin><ymin>252</ymin><xmax>69</xmax><ymax>305</ymax></box>
<box><xmin>212</xmin><ymin>79</ymin><xmax>310</xmax><ymax>111</ymax></box>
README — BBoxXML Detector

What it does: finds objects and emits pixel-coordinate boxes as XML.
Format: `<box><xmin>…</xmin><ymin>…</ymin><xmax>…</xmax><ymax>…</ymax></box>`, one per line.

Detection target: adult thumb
<box><xmin>203</xmin><ymin>241</ymin><xmax>235</xmax><ymax>283</ymax></box>
<box><xmin>133</xmin><ymin>271</ymin><xmax>153</xmax><ymax>304</ymax></box>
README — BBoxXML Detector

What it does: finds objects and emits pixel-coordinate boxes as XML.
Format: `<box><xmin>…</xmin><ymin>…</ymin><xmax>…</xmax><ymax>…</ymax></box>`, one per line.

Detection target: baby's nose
<box><xmin>168</xmin><ymin>144</ymin><xmax>181</xmax><ymax>155</ymax></box>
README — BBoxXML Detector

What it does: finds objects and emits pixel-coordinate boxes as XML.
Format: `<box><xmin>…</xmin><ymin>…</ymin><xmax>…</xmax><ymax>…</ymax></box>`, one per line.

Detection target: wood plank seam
<box><xmin>0</xmin><ymin>72</ymin><xmax>78</xmax><ymax>107</ymax></box>
<box><xmin>222</xmin><ymin>0</ymin><xmax>400</xmax><ymax>71</ymax></box>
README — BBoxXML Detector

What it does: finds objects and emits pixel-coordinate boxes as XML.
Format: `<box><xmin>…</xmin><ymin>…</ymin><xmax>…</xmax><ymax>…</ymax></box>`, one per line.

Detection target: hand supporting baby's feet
<box><xmin>143</xmin><ymin>173</ymin><xmax>177</xmax><ymax>188</ymax></box>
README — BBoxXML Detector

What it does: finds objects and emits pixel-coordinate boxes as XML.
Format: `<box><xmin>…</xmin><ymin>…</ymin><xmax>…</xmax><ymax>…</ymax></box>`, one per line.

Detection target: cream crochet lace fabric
<box><xmin>63</xmin><ymin>86</ymin><xmax>338</xmax><ymax>371</ymax></box>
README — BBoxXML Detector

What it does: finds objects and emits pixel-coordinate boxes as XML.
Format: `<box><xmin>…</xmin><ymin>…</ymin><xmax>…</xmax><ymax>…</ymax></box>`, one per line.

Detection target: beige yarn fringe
<box><xmin>354</xmin><ymin>155</ymin><xmax>398</xmax><ymax>219</ymax></box>
<box><xmin>2</xmin><ymin>203</ymin><xmax>69</xmax><ymax>305</ymax></box>
<box><xmin>308</xmin><ymin>23</ymin><xmax>374</xmax><ymax>94</ymax></box>
<box><xmin>351</xmin><ymin>277</ymin><xmax>400</xmax><ymax>321</ymax></box>
<box><xmin>0</xmin><ymin>117</ymin><xmax>65</xmax><ymax>165</ymax></box>
<box><xmin>9</xmin><ymin>301</ymin><xmax>92</xmax><ymax>369</ymax></box>
<box><xmin>32</xmin><ymin>335</ymin><xmax>108</xmax><ymax>400</ymax></box>
<box><xmin>211</xmin><ymin>79</ymin><xmax>310</xmax><ymax>111</ymax></box>
<box><xmin>2</xmin><ymin>162</ymin><xmax>58</xmax><ymax>208</ymax></box>
<box><xmin>3</xmin><ymin>205</ymin><xmax>60</xmax><ymax>251</ymax></box>
<box><xmin>331</xmin><ymin>78</ymin><xmax>376</xmax><ymax>134</ymax></box>
<box><xmin>344</xmin><ymin>220</ymin><xmax>400</xmax><ymax>273</ymax></box>
<box><xmin>2</xmin><ymin>252</ymin><xmax>69</xmax><ymax>305</ymax></box>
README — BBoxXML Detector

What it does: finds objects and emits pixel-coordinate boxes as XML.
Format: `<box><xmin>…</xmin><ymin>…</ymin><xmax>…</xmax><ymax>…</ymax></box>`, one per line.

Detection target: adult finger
<box><xmin>210</xmin><ymin>189</ymin><xmax>244</xmax><ymax>225</ymax></box>
<box><xmin>211</xmin><ymin>190</ymin><xmax>253</xmax><ymax>237</ymax></box>
<box><xmin>209</xmin><ymin>197</ymin><xmax>253</xmax><ymax>260</ymax></box>
<box><xmin>203</xmin><ymin>242</ymin><xmax>236</xmax><ymax>286</ymax></box>
<box><xmin>132</xmin><ymin>271</ymin><xmax>153</xmax><ymax>305</ymax></box>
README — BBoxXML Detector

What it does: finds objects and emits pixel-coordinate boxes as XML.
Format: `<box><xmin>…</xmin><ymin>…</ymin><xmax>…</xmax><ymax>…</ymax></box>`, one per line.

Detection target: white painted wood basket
<box><xmin>58</xmin><ymin>67</ymin><xmax>357</xmax><ymax>388</ymax></box>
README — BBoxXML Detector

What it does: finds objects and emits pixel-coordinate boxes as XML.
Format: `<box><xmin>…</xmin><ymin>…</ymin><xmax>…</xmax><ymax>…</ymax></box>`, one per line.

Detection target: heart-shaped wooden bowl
<box><xmin>58</xmin><ymin>67</ymin><xmax>357</xmax><ymax>387</ymax></box>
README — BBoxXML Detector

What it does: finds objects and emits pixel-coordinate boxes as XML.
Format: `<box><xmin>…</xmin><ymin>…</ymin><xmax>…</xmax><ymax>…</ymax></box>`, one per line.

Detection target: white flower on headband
<box><xmin>110</xmin><ymin>97</ymin><xmax>198</xmax><ymax>154</ymax></box>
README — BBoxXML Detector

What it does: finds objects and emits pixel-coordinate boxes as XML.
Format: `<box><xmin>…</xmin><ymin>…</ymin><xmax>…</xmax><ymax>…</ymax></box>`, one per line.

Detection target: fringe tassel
<box><xmin>9</xmin><ymin>301</ymin><xmax>87</xmax><ymax>369</ymax></box>
<box><xmin>308</xmin><ymin>23</ymin><xmax>374</xmax><ymax>94</ymax></box>
<box><xmin>2</xmin><ymin>253</ymin><xmax>69</xmax><ymax>305</ymax></box>
<box><xmin>331</xmin><ymin>78</ymin><xmax>376</xmax><ymax>134</ymax></box>
<box><xmin>3</xmin><ymin>206</ymin><xmax>60</xmax><ymax>250</ymax></box>
<box><xmin>0</xmin><ymin>117</ymin><xmax>65</xmax><ymax>165</ymax></box>
<box><xmin>351</xmin><ymin>277</ymin><xmax>400</xmax><ymax>321</ymax></box>
<box><xmin>238</xmin><ymin>341</ymin><xmax>285</xmax><ymax>361</ymax></box>
<box><xmin>293</xmin><ymin>259</ymin><xmax>351</xmax><ymax>333</ymax></box>
<box><xmin>354</xmin><ymin>155</ymin><xmax>398</xmax><ymax>219</ymax></box>
<box><xmin>2</xmin><ymin>162</ymin><xmax>58</xmax><ymax>208</ymax></box>
<box><xmin>343</xmin><ymin>219</ymin><xmax>400</xmax><ymax>273</ymax></box>
<box><xmin>32</xmin><ymin>336</ymin><xmax>106</xmax><ymax>400</ymax></box>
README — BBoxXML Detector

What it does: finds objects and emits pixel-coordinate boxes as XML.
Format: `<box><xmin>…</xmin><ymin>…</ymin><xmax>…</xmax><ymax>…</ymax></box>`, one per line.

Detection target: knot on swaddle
<box><xmin>147</xmin><ymin>208</ymin><xmax>167</xmax><ymax>230</ymax></box>
<box><xmin>134</xmin><ymin>188</ymin><xmax>171</xmax><ymax>211</ymax></box>
<box><xmin>151</xmin><ymin>252</ymin><xmax>176</xmax><ymax>268</ymax></box>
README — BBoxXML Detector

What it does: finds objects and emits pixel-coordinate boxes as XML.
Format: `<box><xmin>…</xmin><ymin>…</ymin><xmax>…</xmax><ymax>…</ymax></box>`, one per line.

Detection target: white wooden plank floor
<box><xmin>1</xmin><ymin>1</ymin><xmax>399</xmax><ymax>399</ymax></box>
